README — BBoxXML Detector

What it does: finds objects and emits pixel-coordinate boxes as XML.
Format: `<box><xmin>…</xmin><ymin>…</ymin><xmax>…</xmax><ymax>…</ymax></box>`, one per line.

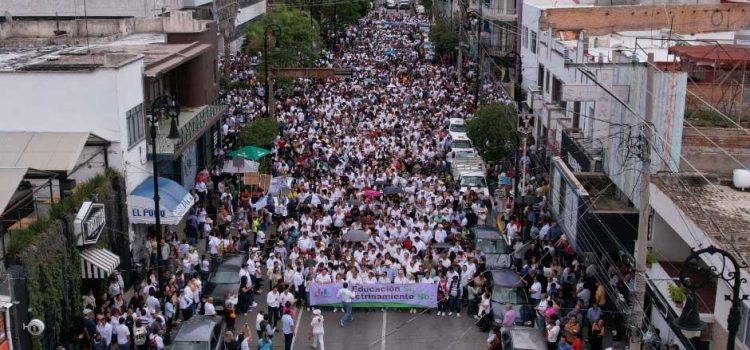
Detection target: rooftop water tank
<box><xmin>733</xmin><ymin>169</ymin><xmax>750</xmax><ymax>190</ymax></box>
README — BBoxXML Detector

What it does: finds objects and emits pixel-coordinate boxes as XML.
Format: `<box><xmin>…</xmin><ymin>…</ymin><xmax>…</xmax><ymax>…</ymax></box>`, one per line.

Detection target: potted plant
<box><xmin>668</xmin><ymin>282</ymin><xmax>686</xmax><ymax>306</ymax></box>
<box><xmin>646</xmin><ymin>248</ymin><xmax>657</xmax><ymax>267</ymax></box>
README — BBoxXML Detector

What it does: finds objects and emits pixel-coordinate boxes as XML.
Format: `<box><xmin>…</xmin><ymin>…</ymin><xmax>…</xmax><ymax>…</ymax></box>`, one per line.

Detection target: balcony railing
<box><xmin>154</xmin><ymin>101</ymin><xmax>228</xmax><ymax>157</ymax></box>
<box><xmin>481</xmin><ymin>4</ymin><xmax>516</xmax><ymax>21</ymax></box>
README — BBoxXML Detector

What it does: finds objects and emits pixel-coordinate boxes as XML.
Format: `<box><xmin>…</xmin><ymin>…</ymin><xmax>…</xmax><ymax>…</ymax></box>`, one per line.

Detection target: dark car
<box><xmin>501</xmin><ymin>326</ymin><xmax>547</xmax><ymax>350</ymax></box>
<box><xmin>489</xmin><ymin>269</ymin><xmax>532</xmax><ymax>327</ymax></box>
<box><xmin>171</xmin><ymin>316</ymin><xmax>225</xmax><ymax>350</ymax></box>
<box><xmin>471</xmin><ymin>225</ymin><xmax>511</xmax><ymax>269</ymax></box>
<box><xmin>203</xmin><ymin>254</ymin><xmax>245</xmax><ymax>311</ymax></box>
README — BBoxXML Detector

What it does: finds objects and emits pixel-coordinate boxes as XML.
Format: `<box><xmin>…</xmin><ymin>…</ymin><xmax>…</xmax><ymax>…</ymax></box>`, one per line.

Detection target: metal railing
<box><xmin>155</xmin><ymin>101</ymin><xmax>228</xmax><ymax>156</ymax></box>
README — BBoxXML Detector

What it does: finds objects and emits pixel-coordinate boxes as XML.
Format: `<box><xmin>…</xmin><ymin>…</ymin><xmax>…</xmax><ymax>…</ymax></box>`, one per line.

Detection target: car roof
<box><xmin>472</xmin><ymin>225</ymin><xmax>501</xmax><ymax>239</ymax></box>
<box><xmin>174</xmin><ymin>317</ymin><xmax>221</xmax><ymax>342</ymax></box>
<box><xmin>453</xmin><ymin>135</ymin><xmax>470</xmax><ymax>141</ymax></box>
<box><xmin>216</xmin><ymin>254</ymin><xmax>245</xmax><ymax>271</ymax></box>
<box><xmin>461</xmin><ymin>171</ymin><xmax>485</xmax><ymax>177</ymax></box>
<box><xmin>491</xmin><ymin>269</ymin><xmax>523</xmax><ymax>288</ymax></box>
<box><xmin>449</xmin><ymin>118</ymin><xmax>464</xmax><ymax>124</ymax></box>
<box><xmin>504</xmin><ymin>327</ymin><xmax>547</xmax><ymax>350</ymax></box>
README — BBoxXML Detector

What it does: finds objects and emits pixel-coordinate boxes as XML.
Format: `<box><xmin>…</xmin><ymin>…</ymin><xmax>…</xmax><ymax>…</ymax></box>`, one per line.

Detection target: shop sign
<box><xmin>74</xmin><ymin>201</ymin><xmax>106</xmax><ymax>246</ymax></box>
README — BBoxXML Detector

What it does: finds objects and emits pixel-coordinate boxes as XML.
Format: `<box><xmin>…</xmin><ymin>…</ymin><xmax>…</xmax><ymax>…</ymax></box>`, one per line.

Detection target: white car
<box><xmin>385</xmin><ymin>0</ymin><xmax>397</xmax><ymax>9</ymax></box>
<box><xmin>450</xmin><ymin>134</ymin><xmax>474</xmax><ymax>154</ymax></box>
<box><xmin>448</xmin><ymin>117</ymin><xmax>468</xmax><ymax>139</ymax></box>
<box><xmin>459</xmin><ymin>171</ymin><xmax>490</xmax><ymax>197</ymax></box>
<box><xmin>415</xmin><ymin>4</ymin><xmax>425</xmax><ymax>15</ymax></box>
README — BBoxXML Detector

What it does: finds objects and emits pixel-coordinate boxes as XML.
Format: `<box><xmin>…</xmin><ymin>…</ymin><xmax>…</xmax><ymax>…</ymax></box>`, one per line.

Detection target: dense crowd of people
<box><xmin>78</xmin><ymin>7</ymin><xmax>634</xmax><ymax>350</ymax></box>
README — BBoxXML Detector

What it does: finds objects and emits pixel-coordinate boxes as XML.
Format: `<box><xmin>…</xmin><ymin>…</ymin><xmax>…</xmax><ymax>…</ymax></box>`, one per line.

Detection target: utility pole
<box><xmin>630</xmin><ymin>52</ymin><xmax>654</xmax><ymax>350</ymax></box>
<box><xmin>518</xmin><ymin>114</ymin><xmax>532</xmax><ymax>196</ymax></box>
<box><xmin>473</xmin><ymin>1</ymin><xmax>482</xmax><ymax>108</ymax></box>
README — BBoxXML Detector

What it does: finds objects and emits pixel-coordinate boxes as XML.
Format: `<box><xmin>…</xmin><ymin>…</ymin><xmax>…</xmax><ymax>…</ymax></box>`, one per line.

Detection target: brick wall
<box><xmin>680</xmin><ymin>127</ymin><xmax>750</xmax><ymax>174</ymax></box>
<box><xmin>541</xmin><ymin>3</ymin><xmax>750</xmax><ymax>35</ymax></box>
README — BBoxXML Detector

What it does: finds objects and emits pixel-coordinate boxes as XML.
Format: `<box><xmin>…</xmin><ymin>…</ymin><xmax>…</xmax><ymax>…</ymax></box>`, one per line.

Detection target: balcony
<box><xmin>153</xmin><ymin>100</ymin><xmax>228</xmax><ymax>158</ymax></box>
<box><xmin>481</xmin><ymin>4</ymin><xmax>516</xmax><ymax>22</ymax></box>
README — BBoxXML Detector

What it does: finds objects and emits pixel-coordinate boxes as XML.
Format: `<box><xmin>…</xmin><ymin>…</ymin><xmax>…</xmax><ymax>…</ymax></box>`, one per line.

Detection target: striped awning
<box><xmin>80</xmin><ymin>247</ymin><xmax>120</xmax><ymax>279</ymax></box>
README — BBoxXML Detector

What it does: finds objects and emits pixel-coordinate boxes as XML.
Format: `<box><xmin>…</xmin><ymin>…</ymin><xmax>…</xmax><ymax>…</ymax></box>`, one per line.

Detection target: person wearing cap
<box><xmin>310</xmin><ymin>309</ymin><xmax>325</xmax><ymax>349</ymax></box>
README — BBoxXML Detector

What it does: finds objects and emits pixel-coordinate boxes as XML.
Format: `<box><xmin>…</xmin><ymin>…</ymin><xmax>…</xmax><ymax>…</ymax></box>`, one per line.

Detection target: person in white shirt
<box><xmin>204</xmin><ymin>297</ymin><xmax>217</xmax><ymax>316</ymax></box>
<box><xmin>266</xmin><ymin>286</ymin><xmax>281</xmax><ymax>327</ymax></box>
<box><xmin>96</xmin><ymin>316</ymin><xmax>113</xmax><ymax>347</ymax></box>
<box><xmin>310</xmin><ymin>309</ymin><xmax>326</xmax><ymax>350</ymax></box>
<box><xmin>115</xmin><ymin>318</ymin><xmax>130</xmax><ymax>349</ymax></box>
<box><xmin>336</xmin><ymin>283</ymin><xmax>356</xmax><ymax>327</ymax></box>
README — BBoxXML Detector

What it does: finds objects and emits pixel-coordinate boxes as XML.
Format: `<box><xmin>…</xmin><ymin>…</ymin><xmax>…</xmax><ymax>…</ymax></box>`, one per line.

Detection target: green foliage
<box><xmin>8</xmin><ymin>169</ymin><xmax>119</xmax><ymax>349</ymax></box>
<box><xmin>237</xmin><ymin>117</ymin><xmax>280</xmax><ymax>149</ymax></box>
<box><xmin>668</xmin><ymin>282</ymin><xmax>686</xmax><ymax>304</ymax></box>
<box><xmin>429</xmin><ymin>19</ymin><xmax>458</xmax><ymax>57</ymax></box>
<box><xmin>465</xmin><ymin>104</ymin><xmax>518</xmax><ymax>163</ymax></box>
<box><xmin>420</xmin><ymin>0</ymin><xmax>433</xmax><ymax>15</ymax></box>
<box><xmin>684</xmin><ymin>108</ymin><xmax>743</xmax><ymax>127</ymax></box>
<box><xmin>646</xmin><ymin>247</ymin><xmax>657</xmax><ymax>265</ymax></box>
<box><xmin>245</xmin><ymin>7</ymin><xmax>322</xmax><ymax>68</ymax></box>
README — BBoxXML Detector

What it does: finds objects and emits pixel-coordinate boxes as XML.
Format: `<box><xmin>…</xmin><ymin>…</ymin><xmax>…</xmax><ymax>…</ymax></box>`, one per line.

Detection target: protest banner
<box><xmin>308</xmin><ymin>283</ymin><xmax>437</xmax><ymax>308</ymax></box>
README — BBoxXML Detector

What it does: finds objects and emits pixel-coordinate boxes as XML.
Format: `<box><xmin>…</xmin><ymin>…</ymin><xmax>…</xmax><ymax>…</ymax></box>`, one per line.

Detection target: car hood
<box><xmin>205</xmin><ymin>283</ymin><xmax>239</xmax><ymax>302</ymax></box>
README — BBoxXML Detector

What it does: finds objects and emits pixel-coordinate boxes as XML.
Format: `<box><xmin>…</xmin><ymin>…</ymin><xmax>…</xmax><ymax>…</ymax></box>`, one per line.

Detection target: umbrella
<box><xmin>383</xmin><ymin>186</ymin><xmax>403</xmax><ymax>195</ymax></box>
<box><xmin>229</xmin><ymin>146</ymin><xmax>272</xmax><ymax>161</ymax></box>
<box><xmin>342</xmin><ymin>229</ymin><xmax>369</xmax><ymax>242</ymax></box>
<box><xmin>303</xmin><ymin>194</ymin><xmax>327</xmax><ymax>206</ymax></box>
<box><xmin>220</xmin><ymin>159</ymin><xmax>260</xmax><ymax>174</ymax></box>
<box><xmin>362</xmin><ymin>189</ymin><xmax>382</xmax><ymax>197</ymax></box>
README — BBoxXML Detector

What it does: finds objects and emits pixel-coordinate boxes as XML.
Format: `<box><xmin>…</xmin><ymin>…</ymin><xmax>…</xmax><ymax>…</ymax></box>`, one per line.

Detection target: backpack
<box><xmin>134</xmin><ymin>327</ymin><xmax>148</xmax><ymax>346</ymax></box>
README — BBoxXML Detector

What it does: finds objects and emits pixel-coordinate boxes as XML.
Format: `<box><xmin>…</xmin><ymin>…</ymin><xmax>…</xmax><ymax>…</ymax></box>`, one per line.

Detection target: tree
<box><xmin>429</xmin><ymin>19</ymin><xmax>458</xmax><ymax>58</ymax></box>
<box><xmin>465</xmin><ymin>104</ymin><xmax>518</xmax><ymax>163</ymax></box>
<box><xmin>313</xmin><ymin>0</ymin><xmax>370</xmax><ymax>32</ymax></box>
<box><xmin>237</xmin><ymin>117</ymin><xmax>280</xmax><ymax>148</ymax></box>
<box><xmin>244</xmin><ymin>7</ymin><xmax>322</xmax><ymax>69</ymax></box>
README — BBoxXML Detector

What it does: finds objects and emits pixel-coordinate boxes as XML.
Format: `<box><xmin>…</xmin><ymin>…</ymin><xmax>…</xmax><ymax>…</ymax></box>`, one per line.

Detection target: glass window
<box><xmin>530</xmin><ymin>31</ymin><xmax>537</xmax><ymax>53</ymax></box>
<box><xmin>126</xmin><ymin>103</ymin><xmax>145</xmax><ymax>148</ymax></box>
<box><xmin>537</xmin><ymin>63</ymin><xmax>545</xmax><ymax>89</ymax></box>
<box><xmin>523</xmin><ymin>27</ymin><xmax>529</xmax><ymax>48</ymax></box>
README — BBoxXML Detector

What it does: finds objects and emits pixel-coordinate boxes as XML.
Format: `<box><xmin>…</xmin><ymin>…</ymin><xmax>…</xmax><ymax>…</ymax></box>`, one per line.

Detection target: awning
<box><xmin>80</xmin><ymin>247</ymin><xmax>120</xmax><ymax>279</ymax></box>
<box><xmin>128</xmin><ymin>176</ymin><xmax>195</xmax><ymax>225</ymax></box>
<box><xmin>0</xmin><ymin>132</ymin><xmax>95</xmax><ymax>172</ymax></box>
<box><xmin>0</xmin><ymin>167</ymin><xmax>28</xmax><ymax>214</ymax></box>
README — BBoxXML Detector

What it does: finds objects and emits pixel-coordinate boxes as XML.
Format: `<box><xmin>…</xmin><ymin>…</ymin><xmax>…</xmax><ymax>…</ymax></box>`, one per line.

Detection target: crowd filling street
<box><xmin>80</xmin><ymin>8</ymin><xmax>634</xmax><ymax>350</ymax></box>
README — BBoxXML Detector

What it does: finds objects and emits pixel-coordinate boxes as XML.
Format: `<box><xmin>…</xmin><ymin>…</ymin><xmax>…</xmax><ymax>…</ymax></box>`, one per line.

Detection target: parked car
<box><xmin>501</xmin><ymin>326</ymin><xmax>547</xmax><ymax>350</ymax></box>
<box><xmin>448</xmin><ymin>117</ymin><xmax>468</xmax><ymax>139</ymax></box>
<box><xmin>385</xmin><ymin>0</ymin><xmax>397</xmax><ymax>9</ymax></box>
<box><xmin>489</xmin><ymin>270</ymin><xmax>533</xmax><ymax>327</ymax></box>
<box><xmin>203</xmin><ymin>254</ymin><xmax>244</xmax><ymax>311</ymax></box>
<box><xmin>399</xmin><ymin>0</ymin><xmax>411</xmax><ymax>9</ymax></box>
<box><xmin>450</xmin><ymin>134</ymin><xmax>474</xmax><ymax>154</ymax></box>
<box><xmin>171</xmin><ymin>316</ymin><xmax>225</xmax><ymax>350</ymax></box>
<box><xmin>415</xmin><ymin>4</ymin><xmax>425</xmax><ymax>15</ymax></box>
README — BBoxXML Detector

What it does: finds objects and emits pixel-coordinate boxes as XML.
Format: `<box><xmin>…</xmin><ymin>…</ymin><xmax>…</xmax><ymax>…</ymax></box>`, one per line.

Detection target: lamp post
<box><xmin>263</xmin><ymin>24</ymin><xmax>282</xmax><ymax>118</ymax></box>
<box><xmin>148</xmin><ymin>95</ymin><xmax>181</xmax><ymax>295</ymax></box>
<box><xmin>676</xmin><ymin>246</ymin><xmax>748</xmax><ymax>350</ymax></box>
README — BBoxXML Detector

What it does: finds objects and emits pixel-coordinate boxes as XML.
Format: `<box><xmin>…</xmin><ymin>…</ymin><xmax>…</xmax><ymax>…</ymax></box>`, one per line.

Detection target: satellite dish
<box><xmin>24</xmin><ymin>319</ymin><xmax>45</xmax><ymax>336</ymax></box>
<box><xmin>4</xmin><ymin>11</ymin><xmax>12</xmax><ymax>23</ymax></box>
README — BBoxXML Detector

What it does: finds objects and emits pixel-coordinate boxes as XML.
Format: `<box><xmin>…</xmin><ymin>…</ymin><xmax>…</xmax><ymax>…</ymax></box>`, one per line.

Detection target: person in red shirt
<box><xmin>570</xmin><ymin>335</ymin><xmax>583</xmax><ymax>350</ymax></box>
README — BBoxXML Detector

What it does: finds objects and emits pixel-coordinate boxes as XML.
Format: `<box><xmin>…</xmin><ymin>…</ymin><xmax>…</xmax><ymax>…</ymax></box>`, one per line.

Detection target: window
<box><xmin>738</xmin><ymin>302</ymin><xmax>750</xmax><ymax>348</ymax></box>
<box><xmin>126</xmin><ymin>104</ymin><xmax>145</xmax><ymax>147</ymax></box>
<box><xmin>573</xmin><ymin>101</ymin><xmax>581</xmax><ymax>129</ymax></box>
<box><xmin>545</xmin><ymin>70</ymin><xmax>550</xmax><ymax>93</ymax></box>
<box><xmin>537</xmin><ymin>63</ymin><xmax>545</xmax><ymax>89</ymax></box>
<box><xmin>523</xmin><ymin>26</ymin><xmax>529</xmax><ymax>48</ymax></box>
<box><xmin>552</xmin><ymin>76</ymin><xmax>563</xmax><ymax>103</ymax></box>
<box><xmin>530</xmin><ymin>30</ymin><xmax>537</xmax><ymax>53</ymax></box>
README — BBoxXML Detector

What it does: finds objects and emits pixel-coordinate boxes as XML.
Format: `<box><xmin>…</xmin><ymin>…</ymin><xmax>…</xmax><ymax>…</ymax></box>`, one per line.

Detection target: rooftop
<box><xmin>0</xmin><ymin>33</ymin><xmax>165</xmax><ymax>71</ymax></box>
<box><xmin>653</xmin><ymin>174</ymin><xmax>750</xmax><ymax>263</ymax></box>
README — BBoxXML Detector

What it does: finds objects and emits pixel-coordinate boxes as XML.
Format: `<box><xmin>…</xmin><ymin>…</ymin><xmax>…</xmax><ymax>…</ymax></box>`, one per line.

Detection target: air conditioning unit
<box><xmin>563</xmin><ymin>48</ymin><xmax>573</xmax><ymax>63</ymax></box>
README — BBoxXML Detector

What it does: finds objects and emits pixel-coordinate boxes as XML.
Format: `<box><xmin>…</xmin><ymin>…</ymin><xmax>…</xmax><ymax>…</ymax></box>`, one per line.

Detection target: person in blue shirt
<box><xmin>557</xmin><ymin>337</ymin><xmax>572</xmax><ymax>350</ymax></box>
<box><xmin>281</xmin><ymin>309</ymin><xmax>295</xmax><ymax>350</ymax></box>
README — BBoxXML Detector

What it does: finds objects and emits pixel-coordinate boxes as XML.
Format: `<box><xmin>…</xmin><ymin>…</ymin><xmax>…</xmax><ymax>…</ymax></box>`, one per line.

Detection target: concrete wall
<box><xmin>167</xmin><ymin>21</ymin><xmax>219</xmax><ymax>107</ymax></box>
<box><xmin>3</xmin><ymin>0</ymin><xmax>184</xmax><ymax>18</ymax></box>
<box><xmin>685</xmin><ymin>83</ymin><xmax>749</xmax><ymax>123</ymax></box>
<box><xmin>541</xmin><ymin>3</ymin><xmax>750</xmax><ymax>36</ymax></box>
<box><xmin>0</xmin><ymin>12</ymin><xmax>209</xmax><ymax>41</ymax></box>
<box><xmin>651</xmin><ymin>212</ymin><xmax>691</xmax><ymax>262</ymax></box>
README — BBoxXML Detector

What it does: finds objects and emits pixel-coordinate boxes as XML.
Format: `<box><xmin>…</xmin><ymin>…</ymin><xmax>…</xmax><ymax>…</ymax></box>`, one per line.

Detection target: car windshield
<box><xmin>171</xmin><ymin>341</ymin><xmax>207</xmax><ymax>350</ymax></box>
<box><xmin>210</xmin><ymin>271</ymin><xmax>240</xmax><ymax>284</ymax></box>
<box><xmin>452</xmin><ymin>140</ymin><xmax>472</xmax><ymax>149</ymax></box>
<box><xmin>454</xmin><ymin>151</ymin><xmax>475</xmax><ymax>158</ymax></box>
<box><xmin>460</xmin><ymin>176</ymin><xmax>487</xmax><ymax>188</ymax></box>
<box><xmin>492</xmin><ymin>287</ymin><xmax>525</xmax><ymax>304</ymax></box>
<box><xmin>477</xmin><ymin>238</ymin><xmax>504</xmax><ymax>254</ymax></box>
<box><xmin>449</xmin><ymin>124</ymin><xmax>466</xmax><ymax>133</ymax></box>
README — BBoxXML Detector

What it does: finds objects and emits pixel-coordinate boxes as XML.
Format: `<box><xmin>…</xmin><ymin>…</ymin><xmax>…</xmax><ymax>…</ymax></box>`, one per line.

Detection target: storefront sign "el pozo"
<box><xmin>75</xmin><ymin>201</ymin><xmax>106</xmax><ymax>246</ymax></box>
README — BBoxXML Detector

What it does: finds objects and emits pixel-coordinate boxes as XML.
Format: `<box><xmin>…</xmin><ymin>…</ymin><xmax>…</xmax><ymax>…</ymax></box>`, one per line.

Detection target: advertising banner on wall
<box><xmin>308</xmin><ymin>283</ymin><xmax>437</xmax><ymax>308</ymax></box>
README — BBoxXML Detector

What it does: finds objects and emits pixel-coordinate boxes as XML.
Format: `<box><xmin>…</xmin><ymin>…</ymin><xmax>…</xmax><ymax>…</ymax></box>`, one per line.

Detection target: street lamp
<box><xmin>148</xmin><ymin>94</ymin><xmax>180</xmax><ymax>295</ymax></box>
<box><xmin>263</xmin><ymin>24</ymin><xmax>282</xmax><ymax>118</ymax></box>
<box><xmin>676</xmin><ymin>246</ymin><xmax>748</xmax><ymax>350</ymax></box>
